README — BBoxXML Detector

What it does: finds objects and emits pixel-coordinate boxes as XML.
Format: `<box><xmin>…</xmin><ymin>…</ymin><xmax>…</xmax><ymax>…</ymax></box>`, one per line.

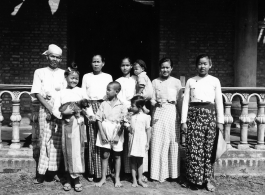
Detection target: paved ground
<box><xmin>0</xmin><ymin>171</ymin><xmax>265</xmax><ymax>195</ymax></box>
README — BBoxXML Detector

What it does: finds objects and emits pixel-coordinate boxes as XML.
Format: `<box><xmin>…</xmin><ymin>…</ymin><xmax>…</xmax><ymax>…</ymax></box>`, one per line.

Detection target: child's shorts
<box><xmin>96</xmin><ymin>120</ymin><xmax>124</xmax><ymax>152</ymax></box>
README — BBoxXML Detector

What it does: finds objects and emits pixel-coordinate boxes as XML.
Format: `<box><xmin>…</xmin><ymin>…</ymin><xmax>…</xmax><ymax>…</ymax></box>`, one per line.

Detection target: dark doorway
<box><xmin>68</xmin><ymin>0</ymin><xmax>156</xmax><ymax>84</ymax></box>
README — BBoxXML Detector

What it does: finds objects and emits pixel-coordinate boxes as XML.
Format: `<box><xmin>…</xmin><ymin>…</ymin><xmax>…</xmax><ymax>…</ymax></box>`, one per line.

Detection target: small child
<box><xmin>127</xmin><ymin>95</ymin><xmax>151</xmax><ymax>188</ymax></box>
<box><xmin>133</xmin><ymin>59</ymin><xmax>153</xmax><ymax>113</ymax></box>
<box><xmin>95</xmin><ymin>81</ymin><xmax>128</xmax><ymax>188</ymax></box>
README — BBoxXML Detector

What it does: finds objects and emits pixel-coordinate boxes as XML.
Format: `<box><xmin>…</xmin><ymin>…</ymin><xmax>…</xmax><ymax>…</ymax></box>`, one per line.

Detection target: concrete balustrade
<box><xmin>0</xmin><ymin>85</ymin><xmax>33</xmax><ymax>149</ymax></box>
<box><xmin>223</xmin><ymin>101</ymin><xmax>233</xmax><ymax>149</ymax></box>
<box><xmin>255</xmin><ymin>102</ymin><xmax>265</xmax><ymax>149</ymax></box>
<box><xmin>0</xmin><ymin>85</ymin><xmax>265</xmax><ymax>150</ymax></box>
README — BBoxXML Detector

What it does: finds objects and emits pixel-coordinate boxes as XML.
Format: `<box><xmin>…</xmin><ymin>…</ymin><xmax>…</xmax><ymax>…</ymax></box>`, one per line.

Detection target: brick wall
<box><xmin>0</xmin><ymin>0</ymin><xmax>67</xmax><ymax>124</ymax></box>
<box><xmin>159</xmin><ymin>0</ymin><xmax>265</xmax><ymax>87</ymax></box>
<box><xmin>0</xmin><ymin>0</ymin><xmax>68</xmax><ymax>85</ymax></box>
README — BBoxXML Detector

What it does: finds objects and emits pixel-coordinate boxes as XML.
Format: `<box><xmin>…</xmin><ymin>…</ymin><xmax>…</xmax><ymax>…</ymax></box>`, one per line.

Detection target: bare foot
<box><xmin>138</xmin><ymin>180</ymin><xmax>148</xmax><ymax>188</ymax></box>
<box><xmin>206</xmin><ymin>181</ymin><xmax>215</xmax><ymax>192</ymax></box>
<box><xmin>115</xmin><ymin>178</ymin><xmax>123</xmax><ymax>188</ymax></box>
<box><xmin>94</xmin><ymin>178</ymin><xmax>106</xmax><ymax>187</ymax></box>
<box><xmin>132</xmin><ymin>178</ymin><xmax>138</xmax><ymax>187</ymax></box>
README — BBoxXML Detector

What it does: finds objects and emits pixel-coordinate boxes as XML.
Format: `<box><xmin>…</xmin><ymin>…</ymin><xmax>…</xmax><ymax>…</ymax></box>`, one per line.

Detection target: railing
<box><xmin>1</xmin><ymin>85</ymin><xmax>265</xmax><ymax>151</ymax></box>
<box><xmin>221</xmin><ymin>87</ymin><xmax>265</xmax><ymax>150</ymax></box>
<box><xmin>0</xmin><ymin>84</ymin><xmax>39</xmax><ymax>150</ymax></box>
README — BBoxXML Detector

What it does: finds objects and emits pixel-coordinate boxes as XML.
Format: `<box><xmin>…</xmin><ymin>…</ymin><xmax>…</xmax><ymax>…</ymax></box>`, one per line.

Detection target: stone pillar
<box><xmin>0</xmin><ymin>99</ymin><xmax>3</xmax><ymax>149</ymax></box>
<box><xmin>234</xmin><ymin>0</ymin><xmax>258</xmax><ymax>87</ymax></box>
<box><xmin>10</xmin><ymin>100</ymin><xmax>22</xmax><ymax>149</ymax></box>
<box><xmin>255</xmin><ymin>102</ymin><xmax>265</xmax><ymax>149</ymax></box>
<box><xmin>224</xmin><ymin>102</ymin><xmax>233</xmax><ymax>149</ymax></box>
<box><xmin>238</xmin><ymin>102</ymin><xmax>250</xmax><ymax>149</ymax></box>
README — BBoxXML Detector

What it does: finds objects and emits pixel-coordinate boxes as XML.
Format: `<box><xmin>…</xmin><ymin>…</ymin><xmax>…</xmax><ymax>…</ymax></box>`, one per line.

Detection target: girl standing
<box><xmin>116</xmin><ymin>57</ymin><xmax>136</xmax><ymax>174</ymax></box>
<box><xmin>150</xmin><ymin>58</ymin><xmax>182</xmax><ymax>182</ymax></box>
<box><xmin>116</xmin><ymin>57</ymin><xmax>137</xmax><ymax>109</ymax></box>
<box><xmin>82</xmin><ymin>54</ymin><xmax>113</xmax><ymax>180</ymax></box>
<box><xmin>128</xmin><ymin>96</ymin><xmax>151</xmax><ymax>188</ymax></box>
<box><xmin>181</xmin><ymin>54</ymin><xmax>224</xmax><ymax>192</ymax></box>
<box><xmin>53</xmin><ymin>67</ymin><xmax>88</xmax><ymax>192</ymax></box>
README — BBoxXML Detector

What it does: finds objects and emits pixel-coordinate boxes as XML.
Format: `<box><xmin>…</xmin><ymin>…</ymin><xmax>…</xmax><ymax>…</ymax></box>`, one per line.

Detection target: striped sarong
<box><xmin>86</xmin><ymin>101</ymin><xmax>111</xmax><ymax>178</ymax></box>
<box><xmin>62</xmin><ymin>116</ymin><xmax>85</xmax><ymax>176</ymax></box>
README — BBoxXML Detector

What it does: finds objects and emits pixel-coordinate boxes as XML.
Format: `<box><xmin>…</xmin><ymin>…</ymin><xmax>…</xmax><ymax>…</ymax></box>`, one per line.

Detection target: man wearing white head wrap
<box><xmin>31</xmin><ymin>44</ymin><xmax>67</xmax><ymax>184</ymax></box>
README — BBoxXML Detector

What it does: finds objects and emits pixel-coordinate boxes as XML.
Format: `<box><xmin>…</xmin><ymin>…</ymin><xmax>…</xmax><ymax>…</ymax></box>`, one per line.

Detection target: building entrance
<box><xmin>68</xmin><ymin>0</ymin><xmax>156</xmax><ymax>83</ymax></box>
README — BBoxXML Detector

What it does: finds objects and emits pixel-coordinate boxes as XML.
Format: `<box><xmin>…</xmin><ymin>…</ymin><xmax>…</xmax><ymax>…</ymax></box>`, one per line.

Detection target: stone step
<box><xmin>0</xmin><ymin>158</ymin><xmax>36</xmax><ymax>173</ymax></box>
<box><xmin>0</xmin><ymin>146</ymin><xmax>36</xmax><ymax>173</ymax></box>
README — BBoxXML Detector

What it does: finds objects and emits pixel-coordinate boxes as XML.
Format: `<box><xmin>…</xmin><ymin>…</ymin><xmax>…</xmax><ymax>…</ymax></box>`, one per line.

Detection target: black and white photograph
<box><xmin>0</xmin><ymin>0</ymin><xmax>265</xmax><ymax>194</ymax></box>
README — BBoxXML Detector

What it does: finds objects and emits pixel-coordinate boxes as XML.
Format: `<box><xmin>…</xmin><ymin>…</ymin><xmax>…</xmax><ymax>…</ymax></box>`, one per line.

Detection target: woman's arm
<box><xmin>215</xmin><ymin>78</ymin><xmax>224</xmax><ymax>131</ymax></box>
<box><xmin>180</xmin><ymin>79</ymin><xmax>191</xmax><ymax>135</ymax></box>
<box><xmin>181</xmin><ymin>79</ymin><xmax>190</xmax><ymax>124</ymax></box>
<box><xmin>150</xmin><ymin>80</ymin><xmax>157</xmax><ymax>106</ymax></box>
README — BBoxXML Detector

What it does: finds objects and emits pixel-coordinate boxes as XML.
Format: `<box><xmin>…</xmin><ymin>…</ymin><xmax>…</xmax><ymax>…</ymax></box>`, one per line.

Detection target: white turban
<box><xmin>42</xmin><ymin>44</ymin><xmax>62</xmax><ymax>56</ymax></box>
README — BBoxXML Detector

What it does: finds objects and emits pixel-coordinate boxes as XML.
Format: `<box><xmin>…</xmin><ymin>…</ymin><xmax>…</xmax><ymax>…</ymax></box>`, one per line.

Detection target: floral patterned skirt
<box><xmin>185</xmin><ymin>103</ymin><xmax>216</xmax><ymax>185</ymax></box>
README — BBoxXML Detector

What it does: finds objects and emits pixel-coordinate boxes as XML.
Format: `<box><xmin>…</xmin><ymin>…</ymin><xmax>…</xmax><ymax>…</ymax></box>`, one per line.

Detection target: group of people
<box><xmin>31</xmin><ymin>44</ymin><xmax>224</xmax><ymax>192</ymax></box>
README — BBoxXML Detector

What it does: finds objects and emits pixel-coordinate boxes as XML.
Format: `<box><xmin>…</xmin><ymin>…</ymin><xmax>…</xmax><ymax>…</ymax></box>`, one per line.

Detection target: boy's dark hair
<box><xmin>131</xmin><ymin>95</ymin><xmax>146</xmax><ymax>108</ymax></box>
<box><xmin>133</xmin><ymin>59</ymin><xmax>147</xmax><ymax>70</ymax></box>
<box><xmin>195</xmin><ymin>54</ymin><xmax>212</xmax><ymax>67</ymax></box>
<box><xmin>65</xmin><ymin>62</ymin><xmax>79</xmax><ymax>77</ymax></box>
<box><xmin>159</xmin><ymin>57</ymin><xmax>173</xmax><ymax>67</ymax></box>
<box><xmin>108</xmin><ymin>81</ymin><xmax>121</xmax><ymax>92</ymax></box>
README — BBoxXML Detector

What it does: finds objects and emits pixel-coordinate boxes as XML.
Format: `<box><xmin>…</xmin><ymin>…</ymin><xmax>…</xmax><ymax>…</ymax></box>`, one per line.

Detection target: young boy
<box><xmin>133</xmin><ymin>59</ymin><xmax>153</xmax><ymax>113</ymax></box>
<box><xmin>95</xmin><ymin>81</ymin><xmax>128</xmax><ymax>188</ymax></box>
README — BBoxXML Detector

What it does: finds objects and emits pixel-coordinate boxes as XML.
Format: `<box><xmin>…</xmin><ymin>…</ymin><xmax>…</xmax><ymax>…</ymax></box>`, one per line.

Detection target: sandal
<box><xmin>53</xmin><ymin>175</ymin><xmax>60</xmax><ymax>182</ymax></box>
<box><xmin>87</xmin><ymin>177</ymin><xmax>93</xmax><ymax>182</ymax></box>
<box><xmin>206</xmin><ymin>181</ymin><xmax>215</xmax><ymax>192</ymax></box>
<box><xmin>190</xmin><ymin>183</ymin><xmax>199</xmax><ymax>191</ymax></box>
<box><xmin>142</xmin><ymin>175</ymin><xmax>148</xmax><ymax>183</ymax></box>
<box><xmin>63</xmin><ymin>183</ymin><xmax>71</xmax><ymax>191</ymax></box>
<box><xmin>74</xmin><ymin>184</ymin><xmax>83</xmax><ymax>192</ymax></box>
<box><xmin>181</xmin><ymin>181</ymin><xmax>190</xmax><ymax>188</ymax></box>
<box><xmin>74</xmin><ymin>177</ymin><xmax>83</xmax><ymax>192</ymax></box>
<box><xmin>34</xmin><ymin>175</ymin><xmax>45</xmax><ymax>184</ymax></box>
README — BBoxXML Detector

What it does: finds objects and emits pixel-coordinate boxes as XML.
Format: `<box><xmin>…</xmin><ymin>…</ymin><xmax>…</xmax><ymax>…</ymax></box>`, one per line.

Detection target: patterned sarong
<box><xmin>62</xmin><ymin>116</ymin><xmax>85</xmax><ymax>175</ymax></box>
<box><xmin>37</xmin><ymin>105</ymin><xmax>62</xmax><ymax>174</ymax></box>
<box><xmin>186</xmin><ymin>103</ymin><xmax>216</xmax><ymax>185</ymax></box>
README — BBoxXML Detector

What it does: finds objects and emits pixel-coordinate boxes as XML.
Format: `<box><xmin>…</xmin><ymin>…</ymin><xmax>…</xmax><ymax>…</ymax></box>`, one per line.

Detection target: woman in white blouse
<box><xmin>181</xmin><ymin>54</ymin><xmax>224</xmax><ymax>192</ymax></box>
<box><xmin>150</xmin><ymin>57</ymin><xmax>182</xmax><ymax>182</ymax></box>
<box><xmin>81</xmin><ymin>54</ymin><xmax>113</xmax><ymax>181</ymax></box>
